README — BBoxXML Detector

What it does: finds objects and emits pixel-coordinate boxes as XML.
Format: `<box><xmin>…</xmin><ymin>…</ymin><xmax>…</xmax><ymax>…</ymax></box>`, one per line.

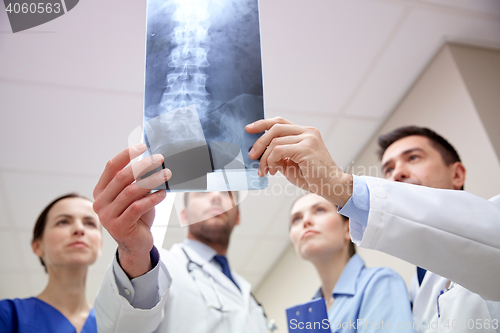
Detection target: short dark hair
<box><xmin>290</xmin><ymin>194</ymin><xmax>356</xmax><ymax>258</ymax></box>
<box><xmin>183</xmin><ymin>191</ymin><xmax>239</xmax><ymax>207</ymax></box>
<box><xmin>377</xmin><ymin>126</ymin><xmax>461</xmax><ymax>165</ymax></box>
<box><xmin>32</xmin><ymin>193</ymin><xmax>91</xmax><ymax>273</ymax></box>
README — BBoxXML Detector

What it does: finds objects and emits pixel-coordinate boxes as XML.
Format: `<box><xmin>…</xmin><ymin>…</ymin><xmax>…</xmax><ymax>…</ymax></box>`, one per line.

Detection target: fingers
<box><xmin>258</xmin><ymin>135</ymin><xmax>303</xmax><ymax>176</ymax></box>
<box><xmin>93</xmin><ymin>153</ymin><xmax>165</xmax><ymax>213</ymax></box>
<box><xmin>249</xmin><ymin>123</ymin><xmax>305</xmax><ymax>161</ymax></box>
<box><xmin>245</xmin><ymin>116</ymin><xmax>294</xmax><ymax>134</ymax></box>
<box><xmin>120</xmin><ymin>190</ymin><xmax>167</xmax><ymax>231</ymax></box>
<box><xmin>106</xmin><ymin>165</ymin><xmax>171</xmax><ymax>219</ymax></box>
<box><xmin>94</xmin><ymin>144</ymin><xmax>148</xmax><ymax>200</ymax></box>
<box><xmin>266</xmin><ymin>143</ymin><xmax>302</xmax><ymax>171</ymax></box>
<box><xmin>131</xmin><ymin>155</ymin><xmax>165</xmax><ymax>181</ymax></box>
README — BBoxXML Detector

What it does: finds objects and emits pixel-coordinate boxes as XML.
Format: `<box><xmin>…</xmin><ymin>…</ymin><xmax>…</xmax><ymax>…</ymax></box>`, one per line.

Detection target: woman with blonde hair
<box><xmin>288</xmin><ymin>193</ymin><xmax>414</xmax><ymax>332</ymax></box>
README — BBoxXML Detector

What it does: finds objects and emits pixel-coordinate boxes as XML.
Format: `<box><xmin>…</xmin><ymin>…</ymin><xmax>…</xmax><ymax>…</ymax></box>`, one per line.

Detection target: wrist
<box><xmin>323</xmin><ymin>172</ymin><xmax>353</xmax><ymax>207</ymax></box>
<box><xmin>117</xmin><ymin>246</ymin><xmax>153</xmax><ymax>279</ymax></box>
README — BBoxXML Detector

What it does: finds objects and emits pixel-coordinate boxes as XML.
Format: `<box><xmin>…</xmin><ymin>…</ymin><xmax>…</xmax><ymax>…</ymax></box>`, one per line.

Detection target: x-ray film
<box><xmin>142</xmin><ymin>0</ymin><xmax>267</xmax><ymax>192</ymax></box>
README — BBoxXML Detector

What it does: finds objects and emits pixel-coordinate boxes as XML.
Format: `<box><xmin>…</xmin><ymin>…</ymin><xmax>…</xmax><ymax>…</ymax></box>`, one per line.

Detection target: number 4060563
<box><xmin>5</xmin><ymin>2</ymin><xmax>61</xmax><ymax>14</ymax></box>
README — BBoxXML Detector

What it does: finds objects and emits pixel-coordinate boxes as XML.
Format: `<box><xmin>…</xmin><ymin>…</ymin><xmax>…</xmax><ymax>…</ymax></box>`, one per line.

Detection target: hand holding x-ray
<box><xmin>246</xmin><ymin>117</ymin><xmax>354</xmax><ymax>207</ymax></box>
<box><xmin>92</xmin><ymin>144</ymin><xmax>170</xmax><ymax>278</ymax></box>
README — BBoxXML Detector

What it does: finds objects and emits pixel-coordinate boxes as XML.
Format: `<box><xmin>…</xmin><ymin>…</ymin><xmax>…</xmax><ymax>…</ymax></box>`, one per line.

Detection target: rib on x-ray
<box><xmin>143</xmin><ymin>0</ymin><xmax>267</xmax><ymax>192</ymax></box>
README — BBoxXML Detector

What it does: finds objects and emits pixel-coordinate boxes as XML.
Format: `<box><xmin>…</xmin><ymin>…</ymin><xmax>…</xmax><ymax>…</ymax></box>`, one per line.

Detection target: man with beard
<box><xmin>246</xmin><ymin>118</ymin><xmax>500</xmax><ymax>333</ymax></box>
<box><xmin>92</xmin><ymin>144</ymin><xmax>268</xmax><ymax>333</ymax></box>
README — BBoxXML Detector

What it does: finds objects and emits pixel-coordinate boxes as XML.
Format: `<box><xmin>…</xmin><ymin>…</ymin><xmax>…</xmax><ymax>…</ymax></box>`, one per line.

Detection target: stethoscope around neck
<box><xmin>181</xmin><ymin>246</ymin><xmax>277</xmax><ymax>331</ymax></box>
<box><xmin>181</xmin><ymin>246</ymin><xmax>228</xmax><ymax>313</ymax></box>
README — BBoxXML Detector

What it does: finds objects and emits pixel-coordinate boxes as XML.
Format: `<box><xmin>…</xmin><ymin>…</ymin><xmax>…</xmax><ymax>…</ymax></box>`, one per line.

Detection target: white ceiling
<box><xmin>1</xmin><ymin>0</ymin><xmax>500</xmax><ymax>301</ymax></box>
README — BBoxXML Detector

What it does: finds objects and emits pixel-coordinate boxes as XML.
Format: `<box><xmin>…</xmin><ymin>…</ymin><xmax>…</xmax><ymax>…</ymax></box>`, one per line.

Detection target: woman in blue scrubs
<box><xmin>288</xmin><ymin>193</ymin><xmax>414</xmax><ymax>332</ymax></box>
<box><xmin>0</xmin><ymin>193</ymin><xmax>102</xmax><ymax>333</ymax></box>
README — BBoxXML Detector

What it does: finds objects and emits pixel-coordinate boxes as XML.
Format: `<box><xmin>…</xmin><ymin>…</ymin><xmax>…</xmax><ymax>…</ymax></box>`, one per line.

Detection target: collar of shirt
<box><xmin>183</xmin><ymin>238</ymin><xmax>218</xmax><ymax>264</ymax></box>
<box><xmin>313</xmin><ymin>254</ymin><xmax>365</xmax><ymax>299</ymax></box>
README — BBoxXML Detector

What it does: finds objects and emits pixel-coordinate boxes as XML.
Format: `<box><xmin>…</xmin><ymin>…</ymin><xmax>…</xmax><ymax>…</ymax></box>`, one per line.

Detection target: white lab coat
<box><xmin>409</xmin><ymin>271</ymin><xmax>500</xmax><ymax>333</ymax></box>
<box><xmin>95</xmin><ymin>243</ymin><xmax>268</xmax><ymax>333</ymax></box>
<box><xmin>354</xmin><ymin>177</ymin><xmax>500</xmax><ymax>332</ymax></box>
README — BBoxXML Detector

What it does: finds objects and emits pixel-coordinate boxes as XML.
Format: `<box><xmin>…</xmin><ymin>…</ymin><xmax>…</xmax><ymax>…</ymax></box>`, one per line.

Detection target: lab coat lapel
<box><xmin>412</xmin><ymin>270</ymin><xmax>449</xmax><ymax>324</ymax></box>
<box><xmin>202</xmin><ymin>260</ymin><xmax>243</xmax><ymax>297</ymax></box>
<box><xmin>233</xmin><ymin>272</ymin><xmax>251</xmax><ymax>307</ymax></box>
<box><xmin>178</xmin><ymin>244</ymin><xmax>243</xmax><ymax>299</ymax></box>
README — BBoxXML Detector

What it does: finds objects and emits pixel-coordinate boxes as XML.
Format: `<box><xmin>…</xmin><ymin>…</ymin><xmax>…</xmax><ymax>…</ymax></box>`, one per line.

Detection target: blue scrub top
<box><xmin>0</xmin><ymin>297</ymin><xmax>97</xmax><ymax>333</ymax></box>
<box><xmin>311</xmin><ymin>254</ymin><xmax>414</xmax><ymax>332</ymax></box>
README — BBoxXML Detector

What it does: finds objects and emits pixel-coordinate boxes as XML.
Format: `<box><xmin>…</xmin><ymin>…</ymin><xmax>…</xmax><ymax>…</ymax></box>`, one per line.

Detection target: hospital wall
<box><xmin>254</xmin><ymin>43</ymin><xmax>500</xmax><ymax>332</ymax></box>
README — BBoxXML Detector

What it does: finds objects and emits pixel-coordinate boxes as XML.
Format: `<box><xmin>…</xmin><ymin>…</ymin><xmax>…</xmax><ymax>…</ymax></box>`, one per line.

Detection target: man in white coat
<box><xmin>373</xmin><ymin>126</ymin><xmax>499</xmax><ymax>332</ymax></box>
<box><xmin>92</xmin><ymin>144</ymin><xmax>268</xmax><ymax>333</ymax></box>
<box><xmin>246</xmin><ymin>117</ymin><xmax>500</xmax><ymax>333</ymax></box>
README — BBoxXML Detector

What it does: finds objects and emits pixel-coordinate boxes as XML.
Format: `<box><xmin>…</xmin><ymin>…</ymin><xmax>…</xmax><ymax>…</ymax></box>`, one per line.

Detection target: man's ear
<box><xmin>32</xmin><ymin>239</ymin><xmax>44</xmax><ymax>258</ymax></box>
<box><xmin>180</xmin><ymin>208</ymin><xmax>188</xmax><ymax>226</ymax></box>
<box><xmin>235</xmin><ymin>209</ymin><xmax>240</xmax><ymax>226</ymax></box>
<box><xmin>451</xmin><ymin>161</ymin><xmax>466</xmax><ymax>190</ymax></box>
<box><xmin>344</xmin><ymin>221</ymin><xmax>351</xmax><ymax>242</ymax></box>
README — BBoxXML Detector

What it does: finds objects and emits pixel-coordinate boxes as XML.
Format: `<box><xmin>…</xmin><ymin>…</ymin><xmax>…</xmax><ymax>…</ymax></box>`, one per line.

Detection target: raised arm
<box><xmin>247</xmin><ymin>117</ymin><xmax>500</xmax><ymax>301</ymax></box>
<box><xmin>92</xmin><ymin>143</ymin><xmax>170</xmax><ymax>277</ymax></box>
<box><xmin>92</xmin><ymin>144</ymin><xmax>174</xmax><ymax>332</ymax></box>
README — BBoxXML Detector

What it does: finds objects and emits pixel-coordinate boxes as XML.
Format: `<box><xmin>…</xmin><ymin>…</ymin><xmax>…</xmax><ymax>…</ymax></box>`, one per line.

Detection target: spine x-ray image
<box><xmin>143</xmin><ymin>0</ymin><xmax>267</xmax><ymax>192</ymax></box>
